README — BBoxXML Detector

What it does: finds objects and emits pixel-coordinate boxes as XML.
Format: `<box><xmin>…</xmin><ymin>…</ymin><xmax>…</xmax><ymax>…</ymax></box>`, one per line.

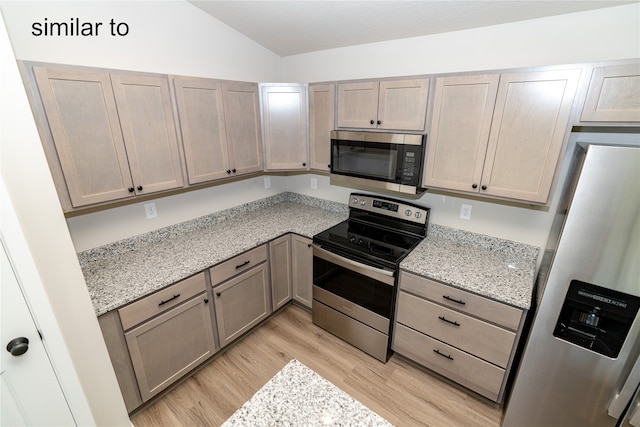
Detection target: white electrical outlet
<box><xmin>144</xmin><ymin>202</ymin><xmax>157</xmax><ymax>219</ymax></box>
<box><xmin>264</xmin><ymin>176</ymin><xmax>271</xmax><ymax>189</ymax></box>
<box><xmin>460</xmin><ymin>204</ymin><xmax>472</xmax><ymax>220</ymax></box>
<box><xmin>311</xmin><ymin>177</ymin><xmax>317</xmax><ymax>190</ymax></box>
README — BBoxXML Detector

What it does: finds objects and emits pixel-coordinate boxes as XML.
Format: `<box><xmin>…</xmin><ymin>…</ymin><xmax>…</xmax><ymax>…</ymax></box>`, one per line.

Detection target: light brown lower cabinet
<box><xmin>270</xmin><ymin>235</ymin><xmax>293</xmax><ymax>310</ymax></box>
<box><xmin>291</xmin><ymin>234</ymin><xmax>313</xmax><ymax>308</ymax></box>
<box><xmin>212</xmin><ymin>255</ymin><xmax>271</xmax><ymax>348</ymax></box>
<box><xmin>392</xmin><ymin>271</ymin><xmax>525</xmax><ymax>403</ymax></box>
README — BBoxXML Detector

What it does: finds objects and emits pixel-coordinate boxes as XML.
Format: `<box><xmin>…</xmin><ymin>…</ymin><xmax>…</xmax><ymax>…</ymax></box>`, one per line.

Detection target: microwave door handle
<box><xmin>608</xmin><ymin>355</ymin><xmax>640</xmax><ymax>419</ymax></box>
<box><xmin>312</xmin><ymin>244</ymin><xmax>395</xmax><ymax>286</ymax></box>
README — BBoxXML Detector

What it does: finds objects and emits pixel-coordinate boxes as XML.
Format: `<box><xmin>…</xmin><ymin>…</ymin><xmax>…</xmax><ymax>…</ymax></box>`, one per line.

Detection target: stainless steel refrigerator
<box><xmin>503</xmin><ymin>137</ymin><xmax>640</xmax><ymax>427</ymax></box>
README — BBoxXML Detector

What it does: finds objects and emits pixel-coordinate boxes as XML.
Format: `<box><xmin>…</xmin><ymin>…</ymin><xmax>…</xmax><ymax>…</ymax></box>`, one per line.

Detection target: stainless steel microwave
<box><xmin>330</xmin><ymin>130</ymin><xmax>426</xmax><ymax>195</ymax></box>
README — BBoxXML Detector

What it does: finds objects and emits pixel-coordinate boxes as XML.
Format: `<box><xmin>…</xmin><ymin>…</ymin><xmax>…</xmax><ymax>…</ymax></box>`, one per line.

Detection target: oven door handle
<box><xmin>312</xmin><ymin>244</ymin><xmax>395</xmax><ymax>286</ymax></box>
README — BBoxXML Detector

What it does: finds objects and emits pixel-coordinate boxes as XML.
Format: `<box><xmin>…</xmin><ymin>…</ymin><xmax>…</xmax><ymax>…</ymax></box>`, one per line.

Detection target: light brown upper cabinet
<box><xmin>33</xmin><ymin>66</ymin><xmax>183</xmax><ymax>209</ymax></box>
<box><xmin>261</xmin><ymin>84</ymin><xmax>309</xmax><ymax>170</ymax></box>
<box><xmin>173</xmin><ymin>77</ymin><xmax>263</xmax><ymax>184</ymax></box>
<box><xmin>424</xmin><ymin>69</ymin><xmax>581</xmax><ymax>204</ymax></box>
<box><xmin>337</xmin><ymin>78</ymin><xmax>429</xmax><ymax>131</ymax></box>
<box><xmin>580</xmin><ymin>62</ymin><xmax>640</xmax><ymax>123</ymax></box>
<box><xmin>308</xmin><ymin>84</ymin><xmax>335</xmax><ymax>171</ymax></box>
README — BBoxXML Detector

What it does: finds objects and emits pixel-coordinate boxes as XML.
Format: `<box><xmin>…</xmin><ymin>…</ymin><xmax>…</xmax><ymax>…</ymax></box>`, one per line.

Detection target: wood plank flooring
<box><xmin>130</xmin><ymin>304</ymin><xmax>503</xmax><ymax>426</ymax></box>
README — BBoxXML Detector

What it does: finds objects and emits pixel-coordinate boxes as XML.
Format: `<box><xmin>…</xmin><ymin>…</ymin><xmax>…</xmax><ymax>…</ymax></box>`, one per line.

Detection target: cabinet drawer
<box><xmin>210</xmin><ymin>245</ymin><xmax>268</xmax><ymax>286</ymax></box>
<box><xmin>400</xmin><ymin>271</ymin><xmax>523</xmax><ymax>330</ymax></box>
<box><xmin>119</xmin><ymin>272</ymin><xmax>206</xmax><ymax>331</ymax></box>
<box><xmin>396</xmin><ymin>291</ymin><xmax>515</xmax><ymax>368</ymax></box>
<box><xmin>393</xmin><ymin>323</ymin><xmax>504</xmax><ymax>402</ymax></box>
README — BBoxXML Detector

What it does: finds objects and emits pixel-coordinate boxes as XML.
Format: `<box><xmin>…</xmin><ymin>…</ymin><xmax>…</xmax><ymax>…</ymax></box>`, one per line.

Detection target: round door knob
<box><xmin>204</xmin><ymin>298</ymin><xmax>209</xmax><ymax>304</ymax></box>
<box><xmin>6</xmin><ymin>337</ymin><xmax>29</xmax><ymax>357</ymax></box>
<box><xmin>216</xmin><ymin>292</ymin><xmax>221</xmax><ymax>297</ymax></box>
<box><xmin>137</xmin><ymin>185</ymin><xmax>143</xmax><ymax>191</ymax></box>
<box><xmin>128</xmin><ymin>187</ymin><xmax>134</xmax><ymax>193</ymax></box>
<box><xmin>370</xmin><ymin>119</ymin><xmax>375</xmax><ymax>125</ymax></box>
<box><xmin>302</xmin><ymin>162</ymin><xmax>306</xmax><ymax>167</ymax></box>
<box><xmin>227</xmin><ymin>170</ymin><xmax>231</xmax><ymax>174</ymax></box>
<box><xmin>232</xmin><ymin>168</ymin><xmax>237</xmax><ymax>173</ymax></box>
<box><xmin>377</xmin><ymin>120</ymin><xmax>382</xmax><ymax>125</ymax></box>
<box><xmin>481</xmin><ymin>185</ymin><xmax>487</xmax><ymax>190</ymax></box>
<box><xmin>472</xmin><ymin>183</ymin><xmax>478</xmax><ymax>189</ymax></box>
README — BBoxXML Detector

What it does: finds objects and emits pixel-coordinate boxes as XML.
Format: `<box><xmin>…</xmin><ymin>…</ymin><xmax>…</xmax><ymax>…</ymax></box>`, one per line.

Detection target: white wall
<box><xmin>0</xmin><ymin>11</ymin><xmax>130</xmax><ymax>425</ymax></box>
<box><xmin>1</xmin><ymin>0</ymin><xmax>281</xmax><ymax>81</ymax></box>
<box><xmin>282</xmin><ymin>4</ymin><xmax>640</xmax><ymax>82</ymax></box>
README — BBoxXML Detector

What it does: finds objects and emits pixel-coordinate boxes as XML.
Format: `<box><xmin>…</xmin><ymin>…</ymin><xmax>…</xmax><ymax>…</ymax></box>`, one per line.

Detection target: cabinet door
<box><xmin>173</xmin><ymin>77</ymin><xmax>230</xmax><ymax>184</ymax></box>
<box><xmin>261</xmin><ymin>85</ymin><xmax>309</xmax><ymax>170</ymax></box>
<box><xmin>423</xmin><ymin>74</ymin><xmax>499</xmax><ymax>192</ymax></box>
<box><xmin>581</xmin><ymin>63</ymin><xmax>640</xmax><ymax>122</ymax></box>
<box><xmin>291</xmin><ymin>234</ymin><xmax>313</xmax><ymax>308</ymax></box>
<box><xmin>481</xmin><ymin>69</ymin><xmax>580</xmax><ymax>203</ymax></box>
<box><xmin>111</xmin><ymin>73</ymin><xmax>184</xmax><ymax>195</ymax></box>
<box><xmin>223</xmin><ymin>82</ymin><xmax>264</xmax><ymax>175</ymax></box>
<box><xmin>377</xmin><ymin>78</ymin><xmax>429</xmax><ymax>131</ymax></box>
<box><xmin>269</xmin><ymin>235</ymin><xmax>292</xmax><ymax>310</ymax></box>
<box><xmin>124</xmin><ymin>294</ymin><xmax>215</xmax><ymax>402</ymax></box>
<box><xmin>336</xmin><ymin>81</ymin><xmax>379</xmax><ymax>128</ymax></box>
<box><xmin>33</xmin><ymin>67</ymin><xmax>134</xmax><ymax>207</ymax></box>
<box><xmin>213</xmin><ymin>263</ymin><xmax>271</xmax><ymax>347</ymax></box>
<box><xmin>309</xmin><ymin>84</ymin><xmax>335</xmax><ymax>171</ymax></box>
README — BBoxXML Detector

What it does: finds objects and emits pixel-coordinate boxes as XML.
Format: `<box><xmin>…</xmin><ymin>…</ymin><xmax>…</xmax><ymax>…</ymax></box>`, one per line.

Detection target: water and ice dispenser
<box><xmin>553</xmin><ymin>280</ymin><xmax>640</xmax><ymax>358</ymax></box>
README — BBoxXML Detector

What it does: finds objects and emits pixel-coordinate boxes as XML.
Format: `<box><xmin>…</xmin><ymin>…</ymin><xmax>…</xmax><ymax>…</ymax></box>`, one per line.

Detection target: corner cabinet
<box><xmin>423</xmin><ymin>68</ymin><xmax>581</xmax><ymax>204</ymax></box>
<box><xmin>172</xmin><ymin>76</ymin><xmax>263</xmax><ymax>184</ymax></box>
<box><xmin>336</xmin><ymin>78</ymin><xmax>429</xmax><ymax>131</ymax></box>
<box><xmin>579</xmin><ymin>62</ymin><xmax>640</xmax><ymax>123</ymax></box>
<box><xmin>210</xmin><ymin>245</ymin><xmax>272</xmax><ymax>348</ymax></box>
<box><xmin>291</xmin><ymin>234</ymin><xmax>313</xmax><ymax>308</ymax></box>
<box><xmin>393</xmin><ymin>271</ymin><xmax>525</xmax><ymax>403</ymax></box>
<box><xmin>261</xmin><ymin>84</ymin><xmax>309</xmax><ymax>170</ymax></box>
<box><xmin>269</xmin><ymin>234</ymin><xmax>293</xmax><ymax>310</ymax></box>
<box><xmin>308</xmin><ymin>84</ymin><xmax>335</xmax><ymax>171</ymax></box>
<box><xmin>32</xmin><ymin>66</ymin><xmax>184</xmax><ymax>209</ymax></box>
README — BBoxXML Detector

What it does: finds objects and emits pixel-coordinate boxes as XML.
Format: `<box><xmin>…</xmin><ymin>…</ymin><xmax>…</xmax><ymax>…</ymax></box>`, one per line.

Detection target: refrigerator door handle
<box><xmin>609</xmin><ymin>356</ymin><xmax>640</xmax><ymax>419</ymax></box>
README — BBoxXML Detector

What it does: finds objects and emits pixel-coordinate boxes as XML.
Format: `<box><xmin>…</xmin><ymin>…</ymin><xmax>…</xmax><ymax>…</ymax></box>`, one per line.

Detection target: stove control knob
<box><xmin>360</xmin><ymin>200</ymin><xmax>366</xmax><ymax>206</ymax></box>
<box><xmin>415</xmin><ymin>211</ymin><xmax>423</xmax><ymax>219</ymax></box>
<box><xmin>405</xmin><ymin>209</ymin><xmax>412</xmax><ymax>216</ymax></box>
<box><xmin>349</xmin><ymin>236</ymin><xmax>356</xmax><ymax>243</ymax></box>
<box><xmin>352</xmin><ymin>197</ymin><xmax>359</xmax><ymax>205</ymax></box>
<box><xmin>358</xmin><ymin>239</ymin><xmax>364</xmax><ymax>246</ymax></box>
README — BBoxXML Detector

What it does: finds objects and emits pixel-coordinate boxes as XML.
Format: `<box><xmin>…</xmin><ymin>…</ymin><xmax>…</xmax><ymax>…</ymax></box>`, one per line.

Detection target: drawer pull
<box><xmin>443</xmin><ymin>295</ymin><xmax>466</xmax><ymax>305</ymax></box>
<box><xmin>158</xmin><ymin>294</ymin><xmax>180</xmax><ymax>306</ymax></box>
<box><xmin>235</xmin><ymin>260</ymin><xmax>250</xmax><ymax>269</ymax></box>
<box><xmin>438</xmin><ymin>316</ymin><xmax>460</xmax><ymax>327</ymax></box>
<box><xmin>433</xmin><ymin>349</ymin><xmax>454</xmax><ymax>361</ymax></box>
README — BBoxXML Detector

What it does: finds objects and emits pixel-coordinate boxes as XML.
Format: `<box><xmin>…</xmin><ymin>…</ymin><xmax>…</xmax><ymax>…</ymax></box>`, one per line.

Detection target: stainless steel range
<box><xmin>312</xmin><ymin>193</ymin><xmax>430</xmax><ymax>362</ymax></box>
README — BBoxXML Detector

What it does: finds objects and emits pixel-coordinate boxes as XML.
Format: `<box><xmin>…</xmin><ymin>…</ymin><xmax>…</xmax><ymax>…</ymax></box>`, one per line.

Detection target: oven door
<box><xmin>312</xmin><ymin>244</ymin><xmax>396</xmax><ymax>361</ymax></box>
<box><xmin>312</xmin><ymin>244</ymin><xmax>395</xmax><ymax>330</ymax></box>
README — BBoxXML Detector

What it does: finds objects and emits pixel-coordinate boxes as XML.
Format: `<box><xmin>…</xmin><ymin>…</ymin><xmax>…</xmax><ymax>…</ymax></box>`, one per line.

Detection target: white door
<box><xmin>1</xmin><ymin>241</ymin><xmax>76</xmax><ymax>426</ymax></box>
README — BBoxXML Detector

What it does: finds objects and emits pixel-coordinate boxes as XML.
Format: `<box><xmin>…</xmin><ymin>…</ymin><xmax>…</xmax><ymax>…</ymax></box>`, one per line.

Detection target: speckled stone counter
<box><xmin>79</xmin><ymin>193</ymin><xmax>348</xmax><ymax>316</ymax></box>
<box><xmin>222</xmin><ymin>359</ymin><xmax>392</xmax><ymax>426</ymax></box>
<box><xmin>400</xmin><ymin>224</ymin><xmax>539</xmax><ymax>309</ymax></box>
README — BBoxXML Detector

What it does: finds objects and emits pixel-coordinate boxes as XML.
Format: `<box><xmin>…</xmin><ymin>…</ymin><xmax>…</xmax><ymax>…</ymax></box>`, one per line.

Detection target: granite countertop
<box><xmin>80</xmin><ymin>192</ymin><xmax>539</xmax><ymax>317</ymax></box>
<box><xmin>400</xmin><ymin>224</ymin><xmax>539</xmax><ymax>309</ymax></box>
<box><xmin>79</xmin><ymin>193</ymin><xmax>348</xmax><ymax>316</ymax></box>
<box><xmin>222</xmin><ymin>359</ymin><xmax>392</xmax><ymax>426</ymax></box>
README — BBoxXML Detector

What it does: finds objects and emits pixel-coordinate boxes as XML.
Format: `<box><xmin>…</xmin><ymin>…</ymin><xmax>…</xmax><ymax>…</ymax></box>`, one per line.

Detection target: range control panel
<box><xmin>349</xmin><ymin>193</ymin><xmax>429</xmax><ymax>225</ymax></box>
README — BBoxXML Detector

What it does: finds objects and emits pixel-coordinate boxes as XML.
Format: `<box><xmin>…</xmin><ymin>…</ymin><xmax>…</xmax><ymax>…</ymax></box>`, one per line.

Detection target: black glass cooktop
<box><xmin>313</xmin><ymin>218</ymin><xmax>422</xmax><ymax>268</ymax></box>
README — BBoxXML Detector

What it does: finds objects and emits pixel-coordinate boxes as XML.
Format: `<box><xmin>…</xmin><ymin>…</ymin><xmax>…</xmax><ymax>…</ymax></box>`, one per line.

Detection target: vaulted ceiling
<box><xmin>188</xmin><ymin>1</ymin><xmax>636</xmax><ymax>56</ymax></box>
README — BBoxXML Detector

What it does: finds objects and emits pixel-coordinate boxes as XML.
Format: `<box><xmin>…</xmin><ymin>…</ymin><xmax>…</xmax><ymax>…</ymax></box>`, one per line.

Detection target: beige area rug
<box><xmin>222</xmin><ymin>359</ymin><xmax>394</xmax><ymax>426</ymax></box>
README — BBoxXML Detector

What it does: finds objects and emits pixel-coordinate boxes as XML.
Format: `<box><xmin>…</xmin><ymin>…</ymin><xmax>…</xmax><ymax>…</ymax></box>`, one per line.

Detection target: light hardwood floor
<box><xmin>130</xmin><ymin>304</ymin><xmax>503</xmax><ymax>426</ymax></box>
